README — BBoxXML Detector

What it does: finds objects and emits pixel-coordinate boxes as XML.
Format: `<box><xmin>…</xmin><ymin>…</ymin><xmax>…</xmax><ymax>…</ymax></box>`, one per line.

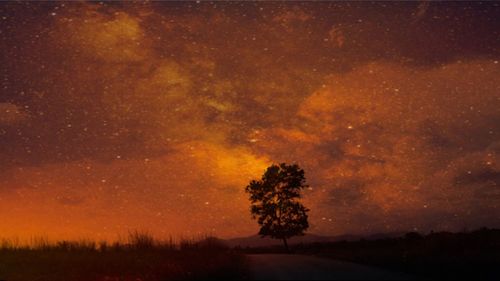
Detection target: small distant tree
<box><xmin>245</xmin><ymin>163</ymin><xmax>309</xmax><ymax>252</ymax></box>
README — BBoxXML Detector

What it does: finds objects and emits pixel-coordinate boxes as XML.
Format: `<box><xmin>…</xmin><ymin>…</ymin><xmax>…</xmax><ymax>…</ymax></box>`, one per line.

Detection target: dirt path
<box><xmin>246</xmin><ymin>254</ymin><xmax>413</xmax><ymax>280</ymax></box>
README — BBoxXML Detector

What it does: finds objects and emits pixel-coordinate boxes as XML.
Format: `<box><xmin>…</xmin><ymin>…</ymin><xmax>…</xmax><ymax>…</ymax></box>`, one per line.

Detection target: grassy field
<box><xmin>0</xmin><ymin>232</ymin><xmax>248</xmax><ymax>281</ymax></box>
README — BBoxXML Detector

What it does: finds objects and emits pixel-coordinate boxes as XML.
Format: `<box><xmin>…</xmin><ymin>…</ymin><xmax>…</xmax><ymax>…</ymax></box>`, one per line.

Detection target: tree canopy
<box><xmin>245</xmin><ymin>163</ymin><xmax>309</xmax><ymax>251</ymax></box>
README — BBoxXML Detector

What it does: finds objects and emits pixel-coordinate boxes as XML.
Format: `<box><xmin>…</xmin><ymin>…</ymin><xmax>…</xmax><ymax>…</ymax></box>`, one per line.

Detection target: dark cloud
<box><xmin>327</xmin><ymin>178</ymin><xmax>367</xmax><ymax>204</ymax></box>
<box><xmin>419</xmin><ymin>119</ymin><xmax>454</xmax><ymax>149</ymax></box>
<box><xmin>455</xmin><ymin>168</ymin><xmax>500</xmax><ymax>186</ymax></box>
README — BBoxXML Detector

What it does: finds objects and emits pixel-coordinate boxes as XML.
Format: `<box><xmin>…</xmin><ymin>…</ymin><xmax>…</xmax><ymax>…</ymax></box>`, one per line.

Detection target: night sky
<box><xmin>0</xmin><ymin>1</ymin><xmax>499</xmax><ymax>240</ymax></box>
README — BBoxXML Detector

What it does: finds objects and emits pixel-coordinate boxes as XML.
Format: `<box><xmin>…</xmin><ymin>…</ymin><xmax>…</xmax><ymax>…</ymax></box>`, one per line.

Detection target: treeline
<box><xmin>244</xmin><ymin>228</ymin><xmax>500</xmax><ymax>280</ymax></box>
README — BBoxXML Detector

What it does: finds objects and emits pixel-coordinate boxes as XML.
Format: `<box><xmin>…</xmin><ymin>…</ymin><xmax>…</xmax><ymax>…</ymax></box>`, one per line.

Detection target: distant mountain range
<box><xmin>222</xmin><ymin>232</ymin><xmax>405</xmax><ymax>248</ymax></box>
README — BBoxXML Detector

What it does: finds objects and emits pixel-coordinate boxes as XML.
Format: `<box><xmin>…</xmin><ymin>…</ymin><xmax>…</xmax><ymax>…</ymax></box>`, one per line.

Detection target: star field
<box><xmin>0</xmin><ymin>1</ymin><xmax>499</xmax><ymax>240</ymax></box>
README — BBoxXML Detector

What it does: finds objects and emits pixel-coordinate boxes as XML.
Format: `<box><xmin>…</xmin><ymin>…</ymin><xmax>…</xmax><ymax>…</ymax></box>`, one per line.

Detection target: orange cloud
<box><xmin>56</xmin><ymin>7</ymin><xmax>147</xmax><ymax>62</ymax></box>
<box><xmin>0</xmin><ymin>103</ymin><xmax>29</xmax><ymax>125</ymax></box>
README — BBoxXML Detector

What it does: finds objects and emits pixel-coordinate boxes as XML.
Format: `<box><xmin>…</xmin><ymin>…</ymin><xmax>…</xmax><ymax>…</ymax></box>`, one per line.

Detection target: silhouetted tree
<box><xmin>245</xmin><ymin>163</ymin><xmax>309</xmax><ymax>252</ymax></box>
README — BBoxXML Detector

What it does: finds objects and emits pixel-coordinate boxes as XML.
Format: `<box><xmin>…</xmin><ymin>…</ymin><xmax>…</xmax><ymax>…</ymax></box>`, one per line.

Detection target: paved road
<box><xmin>246</xmin><ymin>254</ymin><xmax>413</xmax><ymax>280</ymax></box>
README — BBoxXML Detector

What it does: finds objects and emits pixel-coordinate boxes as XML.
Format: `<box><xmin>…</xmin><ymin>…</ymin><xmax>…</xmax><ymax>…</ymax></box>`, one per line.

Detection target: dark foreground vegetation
<box><xmin>2</xmin><ymin>228</ymin><xmax>499</xmax><ymax>280</ymax></box>
<box><xmin>0</xmin><ymin>232</ymin><xmax>247</xmax><ymax>281</ymax></box>
<box><xmin>244</xmin><ymin>227</ymin><xmax>500</xmax><ymax>280</ymax></box>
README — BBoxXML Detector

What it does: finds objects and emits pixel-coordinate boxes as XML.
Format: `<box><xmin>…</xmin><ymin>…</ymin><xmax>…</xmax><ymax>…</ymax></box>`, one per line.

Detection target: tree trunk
<box><xmin>282</xmin><ymin>237</ymin><xmax>290</xmax><ymax>253</ymax></box>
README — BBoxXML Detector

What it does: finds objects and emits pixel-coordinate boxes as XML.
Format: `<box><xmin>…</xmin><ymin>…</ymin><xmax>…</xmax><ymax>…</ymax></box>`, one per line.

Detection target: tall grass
<box><xmin>0</xmin><ymin>232</ymin><xmax>247</xmax><ymax>281</ymax></box>
<box><xmin>0</xmin><ymin>232</ymin><xmax>226</xmax><ymax>251</ymax></box>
